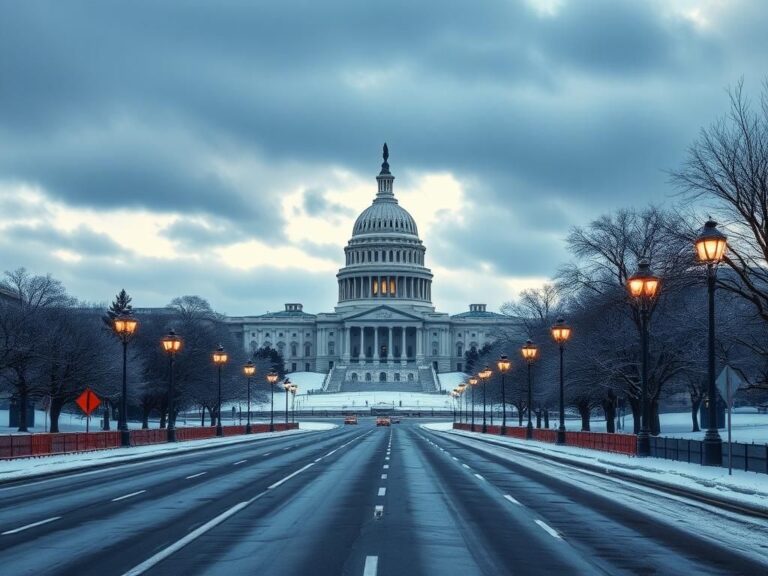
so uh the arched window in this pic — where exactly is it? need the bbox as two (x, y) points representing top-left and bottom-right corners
(394, 373), (401, 382)
(304, 343), (311, 357)
(365, 372), (372, 382)
(328, 342), (335, 355)
(457, 343), (463, 357)
(432, 342), (439, 356)
(291, 343), (298, 357)
(379, 372), (386, 382)
(407, 373), (414, 382)
(351, 373), (358, 382)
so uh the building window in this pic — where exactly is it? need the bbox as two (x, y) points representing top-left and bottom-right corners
(251, 332), (255, 337)
(457, 344), (463, 357)
(306, 332), (310, 337)
(329, 361), (334, 369)
(291, 343), (298, 357)
(379, 372), (386, 382)
(329, 331), (334, 336)
(457, 363), (463, 372)
(394, 373), (401, 382)
(433, 361), (438, 371)
(291, 362), (297, 372)
(304, 343), (311, 357)
(305, 363), (310, 372)
(365, 373), (372, 382)
(351, 372), (358, 382)
(407, 373), (414, 382)
(328, 342), (335, 355)
(471, 333), (475, 338)
(432, 342), (438, 356)
(279, 332), (284, 337)
(293, 333), (297, 337)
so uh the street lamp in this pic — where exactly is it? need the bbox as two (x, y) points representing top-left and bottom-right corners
(161, 329), (182, 442)
(695, 219), (728, 466)
(627, 258), (661, 457)
(283, 378), (292, 425)
(521, 340), (538, 440)
(290, 384), (298, 424)
(243, 360), (256, 434)
(458, 382), (467, 423)
(212, 345), (228, 437)
(551, 318), (571, 445)
(478, 366), (492, 433)
(468, 377), (479, 431)
(113, 313), (139, 447)
(266, 369), (279, 431)
(451, 390), (458, 423)
(496, 355), (511, 435)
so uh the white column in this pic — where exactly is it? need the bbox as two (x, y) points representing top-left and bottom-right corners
(388, 327), (393, 363)
(359, 326), (364, 360)
(344, 326), (350, 360)
(374, 327), (380, 361)
(401, 327), (407, 361)
(416, 327), (423, 357)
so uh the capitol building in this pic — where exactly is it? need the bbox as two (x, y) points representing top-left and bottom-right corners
(227, 146), (517, 392)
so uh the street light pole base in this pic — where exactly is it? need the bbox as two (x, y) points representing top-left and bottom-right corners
(526, 422), (533, 440)
(703, 430), (723, 466)
(245, 424), (252, 434)
(120, 429), (131, 447)
(636, 430), (650, 457)
(556, 427), (566, 445)
(168, 428), (177, 443)
(500, 425), (507, 436)
(216, 424), (223, 437)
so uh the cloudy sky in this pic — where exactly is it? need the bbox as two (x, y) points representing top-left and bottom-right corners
(1, 0), (766, 316)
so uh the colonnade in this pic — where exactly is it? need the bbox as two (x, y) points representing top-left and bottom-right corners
(342, 325), (424, 362)
(338, 276), (431, 301)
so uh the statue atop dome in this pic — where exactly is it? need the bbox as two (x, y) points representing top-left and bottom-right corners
(380, 142), (391, 175)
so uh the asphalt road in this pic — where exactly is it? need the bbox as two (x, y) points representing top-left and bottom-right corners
(0, 419), (766, 575)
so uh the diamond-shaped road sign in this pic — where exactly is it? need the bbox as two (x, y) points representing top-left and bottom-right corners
(75, 388), (101, 416)
(716, 366), (743, 407)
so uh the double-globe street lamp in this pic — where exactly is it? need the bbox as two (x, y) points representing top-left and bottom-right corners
(458, 382), (466, 423)
(468, 376), (479, 431)
(212, 345), (228, 437)
(478, 366), (492, 433)
(550, 318), (572, 445)
(113, 313), (139, 447)
(451, 390), (459, 422)
(290, 383), (298, 424)
(627, 258), (661, 457)
(161, 329), (182, 442)
(496, 355), (511, 434)
(521, 340), (538, 440)
(695, 219), (728, 466)
(266, 369), (279, 431)
(243, 360), (256, 434)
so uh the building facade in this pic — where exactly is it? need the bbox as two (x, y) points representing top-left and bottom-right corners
(227, 146), (517, 392)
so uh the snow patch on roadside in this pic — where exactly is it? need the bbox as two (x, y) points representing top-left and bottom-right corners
(0, 423), (336, 483)
(421, 423), (768, 511)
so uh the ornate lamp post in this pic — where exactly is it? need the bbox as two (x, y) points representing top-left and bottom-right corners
(695, 219), (728, 466)
(550, 318), (572, 445)
(113, 313), (139, 447)
(283, 378), (292, 425)
(478, 366), (492, 433)
(627, 258), (661, 457)
(468, 377), (479, 431)
(290, 384), (298, 424)
(212, 345), (228, 437)
(266, 369), (279, 431)
(161, 329), (182, 442)
(496, 355), (511, 434)
(458, 382), (467, 423)
(521, 340), (538, 440)
(451, 390), (458, 423)
(243, 360), (256, 434)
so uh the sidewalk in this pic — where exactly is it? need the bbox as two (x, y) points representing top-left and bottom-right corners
(0, 422), (336, 485)
(423, 422), (768, 515)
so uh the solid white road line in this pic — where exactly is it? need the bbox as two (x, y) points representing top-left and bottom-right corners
(504, 494), (522, 506)
(474, 474), (485, 481)
(124, 431), (372, 576)
(378, 487), (386, 496)
(535, 520), (562, 539)
(363, 555), (379, 576)
(233, 460), (247, 466)
(112, 490), (146, 502)
(186, 472), (206, 479)
(2, 516), (61, 536)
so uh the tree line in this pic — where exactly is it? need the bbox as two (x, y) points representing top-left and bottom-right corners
(0, 276), (285, 433)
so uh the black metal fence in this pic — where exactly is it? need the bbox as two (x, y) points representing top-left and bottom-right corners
(649, 436), (768, 475)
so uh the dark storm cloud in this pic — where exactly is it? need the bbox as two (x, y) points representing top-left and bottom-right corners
(1, 0), (767, 312)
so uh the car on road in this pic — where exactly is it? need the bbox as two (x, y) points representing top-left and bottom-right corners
(390, 416), (401, 424)
(344, 415), (358, 425)
(376, 417), (391, 427)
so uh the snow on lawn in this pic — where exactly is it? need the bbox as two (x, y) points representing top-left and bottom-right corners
(0, 422), (337, 482)
(282, 390), (453, 410)
(424, 422), (768, 511)
(437, 372), (467, 391)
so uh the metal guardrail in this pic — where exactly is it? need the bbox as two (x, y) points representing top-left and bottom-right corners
(649, 436), (768, 475)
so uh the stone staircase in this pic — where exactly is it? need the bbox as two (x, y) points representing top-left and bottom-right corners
(418, 365), (440, 393)
(323, 366), (347, 393)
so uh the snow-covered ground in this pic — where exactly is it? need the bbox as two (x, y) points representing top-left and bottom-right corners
(287, 391), (453, 410)
(0, 422), (337, 482)
(424, 422), (768, 512)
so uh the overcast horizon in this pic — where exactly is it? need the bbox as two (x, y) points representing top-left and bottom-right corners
(1, 0), (767, 316)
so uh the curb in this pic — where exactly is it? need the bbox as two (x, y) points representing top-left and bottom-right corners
(0, 428), (315, 488)
(440, 428), (768, 521)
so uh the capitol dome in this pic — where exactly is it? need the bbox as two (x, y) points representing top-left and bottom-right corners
(336, 144), (433, 308)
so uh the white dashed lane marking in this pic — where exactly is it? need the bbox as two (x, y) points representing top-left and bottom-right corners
(363, 555), (379, 576)
(233, 460), (247, 466)
(504, 495), (522, 506)
(535, 520), (562, 539)
(474, 474), (485, 481)
(186, 472), (206, 480)
(112, 490), (146, 502)
(378, 487), (386, 496)
(2, 516), (61, 536)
